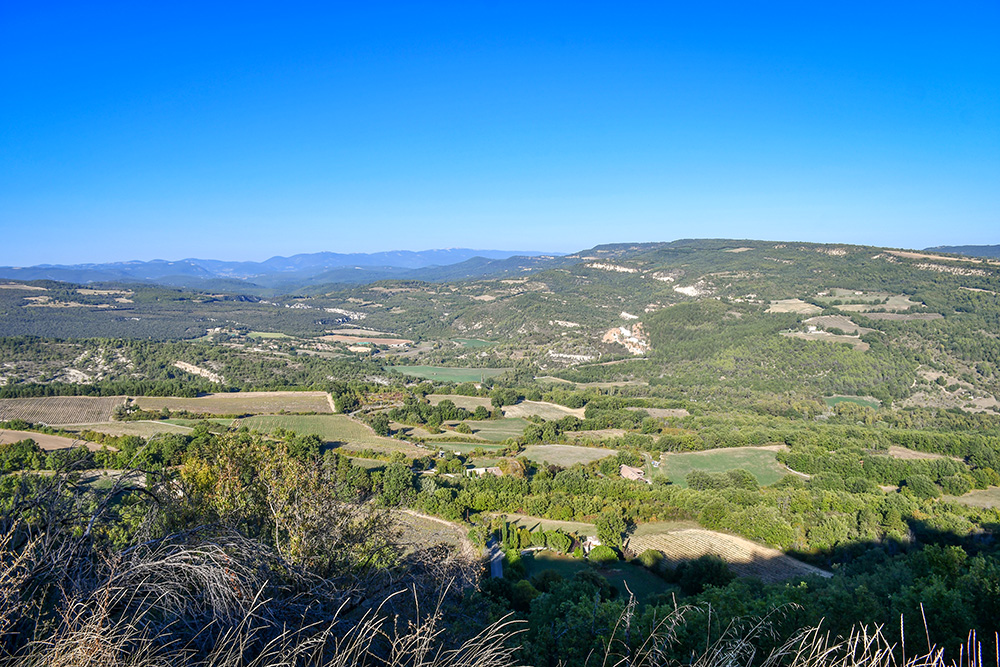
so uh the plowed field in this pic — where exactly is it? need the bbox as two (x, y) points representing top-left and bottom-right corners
(0, 396), (127, 425)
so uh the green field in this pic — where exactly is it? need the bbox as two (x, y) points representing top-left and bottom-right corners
(522, 444), (616, 467)
(241, 414), (424, 456)
(522, 551), (671, 605)
(248, 331), (292, 339)
(391, 366), (510, 383)
(453, 338), (494, 348)
(824, 395), (880, 409)
(506, 513), (596, 537)
(433, 442), (506, 455)
(467, 418), (528, 442)
(655, 447), (787, 487)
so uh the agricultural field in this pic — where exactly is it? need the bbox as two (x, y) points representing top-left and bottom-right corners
(563, 428), (627, 442)
(322, 334), (413, 346)
(823, 395), (880, 409)
(782, 330), (869, 350)
(802, 315), (875, 335)
(0, 396), (127, 425)
(60, 421), (195, 437)
(822, 292), (921, 312)
(391, 366), (510, 383)
(504, 513), (597, 537)
(452, 338), (493, 348)
(433, 442), (506, 456)
(625, 526), (830, 584)
(133, 391), (334, 415)
(766, 299), (822, 315)
(247, 331), (292, 339)
(502, 401), (585, 420)
(654, 446), (788, 487)
(466, 418), (528, 442)
(428, 394), (493, 410)
(241, 414), (425, 456)
(863, 312), (943, 321)
(0, 429), (102, 452)
(522, 444), (616, 467)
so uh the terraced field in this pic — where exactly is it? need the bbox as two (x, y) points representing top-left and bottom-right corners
(134, 391), (333, 415)
(0, 396), (127, 425)
(626, 526), (830, 583)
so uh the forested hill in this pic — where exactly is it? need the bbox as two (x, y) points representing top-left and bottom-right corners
(0, 248), (558, 290)
(926, 244), (1000, 258)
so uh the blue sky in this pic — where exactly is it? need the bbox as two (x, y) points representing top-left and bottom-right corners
(1, 2), (998, 265)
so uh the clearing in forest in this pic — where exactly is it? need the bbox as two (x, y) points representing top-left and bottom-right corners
(766, 299), (822, 315)
(655, 447), (788, 487)
(522, 444), (616, 467)
(781, 331), (869, 350)
(946, 487), (1000, 509)
(802, 315), (875, 335)
(823, 396), (880, 409)
(392, 366), (510, 383)
(887, 446), (960, 462)
(428, 394), (493, 410)
(502, 401), (586, 420)
(626, 525), (830, 583)
(453, 338), (493, 348)
(134, 391), (333, 415)
(0, 396), (127, 425)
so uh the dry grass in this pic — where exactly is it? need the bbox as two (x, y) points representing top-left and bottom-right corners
(501, 401), (586, 420)
(134, 392), (334, 415)
(625, 527), (830, 584)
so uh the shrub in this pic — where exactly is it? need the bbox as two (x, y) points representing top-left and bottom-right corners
(589, 545), (619, 564)
(939, 474), (973, 496)
(638, 549), (663, 569)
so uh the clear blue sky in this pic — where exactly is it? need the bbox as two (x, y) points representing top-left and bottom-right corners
(2, 2), (998, 265)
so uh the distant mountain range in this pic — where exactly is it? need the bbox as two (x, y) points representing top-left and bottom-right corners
(924, 244), (1000, 258)
(0, 249), (561, 290)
